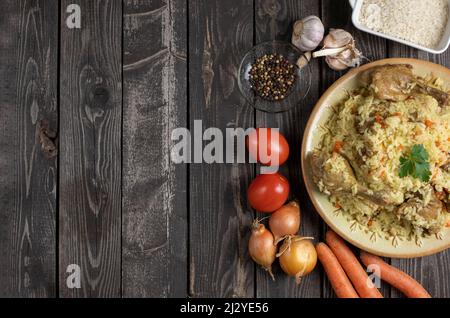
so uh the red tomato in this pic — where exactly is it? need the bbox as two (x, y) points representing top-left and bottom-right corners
(247, 173), (290, 213)
(246, 128), (289, 166)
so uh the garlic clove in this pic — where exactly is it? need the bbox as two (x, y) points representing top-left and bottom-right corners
(296, 51), (312, 69)
(325, 56), (349, 71)
(323, 28), (354, 48)
(312, 47), (347, 58)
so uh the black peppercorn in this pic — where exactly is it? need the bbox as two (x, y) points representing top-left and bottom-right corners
(249, 54), (297, 101)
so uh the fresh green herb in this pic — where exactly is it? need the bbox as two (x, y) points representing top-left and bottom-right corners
(399, 144), (431, 182)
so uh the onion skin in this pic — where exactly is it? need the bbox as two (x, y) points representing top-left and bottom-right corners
(248, 221), (276, 280)
(269, 201), (301, 242)
(278, 236), (317, 284)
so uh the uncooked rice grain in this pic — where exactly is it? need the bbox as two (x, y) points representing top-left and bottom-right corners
(359, 0), (449, 49)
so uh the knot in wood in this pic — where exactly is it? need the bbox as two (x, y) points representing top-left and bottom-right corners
(262, 0), (281, 17)
(89, 86), (109, 107)
(39, 120), (58, 158)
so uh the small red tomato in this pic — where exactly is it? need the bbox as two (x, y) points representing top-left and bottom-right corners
(246, 128), (289, 166)
(247, 173), (290, 213)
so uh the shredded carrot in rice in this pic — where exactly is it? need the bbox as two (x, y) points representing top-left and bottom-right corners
(316, 74), (450, 241)
(333, 141), (344, 153)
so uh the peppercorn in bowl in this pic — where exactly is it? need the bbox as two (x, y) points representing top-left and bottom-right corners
(238, 41), (311, 113)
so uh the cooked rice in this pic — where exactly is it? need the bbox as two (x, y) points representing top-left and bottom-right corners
(317, 75), (450, 242)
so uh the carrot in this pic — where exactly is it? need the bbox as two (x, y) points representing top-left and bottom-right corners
(325, 231), (383, 298)
(316, 243), (359, 298)
(425, 119), (434, 128)
(375, 114), (386, 128)
(333, 140), (343, 153)
(375, 114), (383, 124)
(360, 251), (431, 298)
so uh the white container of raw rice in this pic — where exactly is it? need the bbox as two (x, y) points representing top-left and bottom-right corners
(349, 0), (450, 54)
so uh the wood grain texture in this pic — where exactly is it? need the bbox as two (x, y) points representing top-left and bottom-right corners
(122, 0), (188, 297)
(320, 0), (391, 298)
(0, 0), (58, 298)
(188, 0), (255, 297)
(387, 45), (450, 298)
(254, 0), (322, 298)
(59, 0), (122, 297)
(0, 0), (448, 299)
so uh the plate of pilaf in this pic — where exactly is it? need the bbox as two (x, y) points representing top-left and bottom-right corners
(302, 58), (450, 258)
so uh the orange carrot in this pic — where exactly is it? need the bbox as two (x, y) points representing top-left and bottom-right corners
(425, 119), (434, 128)
(360, 251), (431, 298)
(325, 231), (383, 298)
(333, 141), (344, 153)
(375, 114), (383, 124)
(375, 114), (386, 128)
(316, 243), (359, 298)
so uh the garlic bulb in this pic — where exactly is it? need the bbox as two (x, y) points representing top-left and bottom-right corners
(292, 16), (324, 51)
(313, 29), (362, 71)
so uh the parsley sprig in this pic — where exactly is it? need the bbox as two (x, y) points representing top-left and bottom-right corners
(399, 144), (431, 182)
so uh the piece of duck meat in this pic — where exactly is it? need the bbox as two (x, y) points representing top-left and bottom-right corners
(309, 150), (395, 206)
(397, 189), (445, 234)
(363, 64), (449, 106)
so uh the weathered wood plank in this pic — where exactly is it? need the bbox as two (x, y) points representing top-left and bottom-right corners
(0, 0), (58, 298)
(59, 0), (122, 297)
(387, 45), (450, 298)
(188, 0), (255, 297)
(122, 0), (188, 297)
(254, 0), (322, 298)
(320, 0), (390, 298)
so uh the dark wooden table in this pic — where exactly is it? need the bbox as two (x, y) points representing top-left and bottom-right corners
(0, 0), (449, 298)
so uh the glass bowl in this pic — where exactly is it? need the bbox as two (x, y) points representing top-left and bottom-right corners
(238, 41), (312, 113)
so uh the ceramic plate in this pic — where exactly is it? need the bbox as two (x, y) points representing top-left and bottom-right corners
(301, 58), (450, 258)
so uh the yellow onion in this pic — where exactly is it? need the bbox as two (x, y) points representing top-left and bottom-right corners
(277, 236), (317, 284)
(269, 201), (301, 242)
(248, 219), (276, 280)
